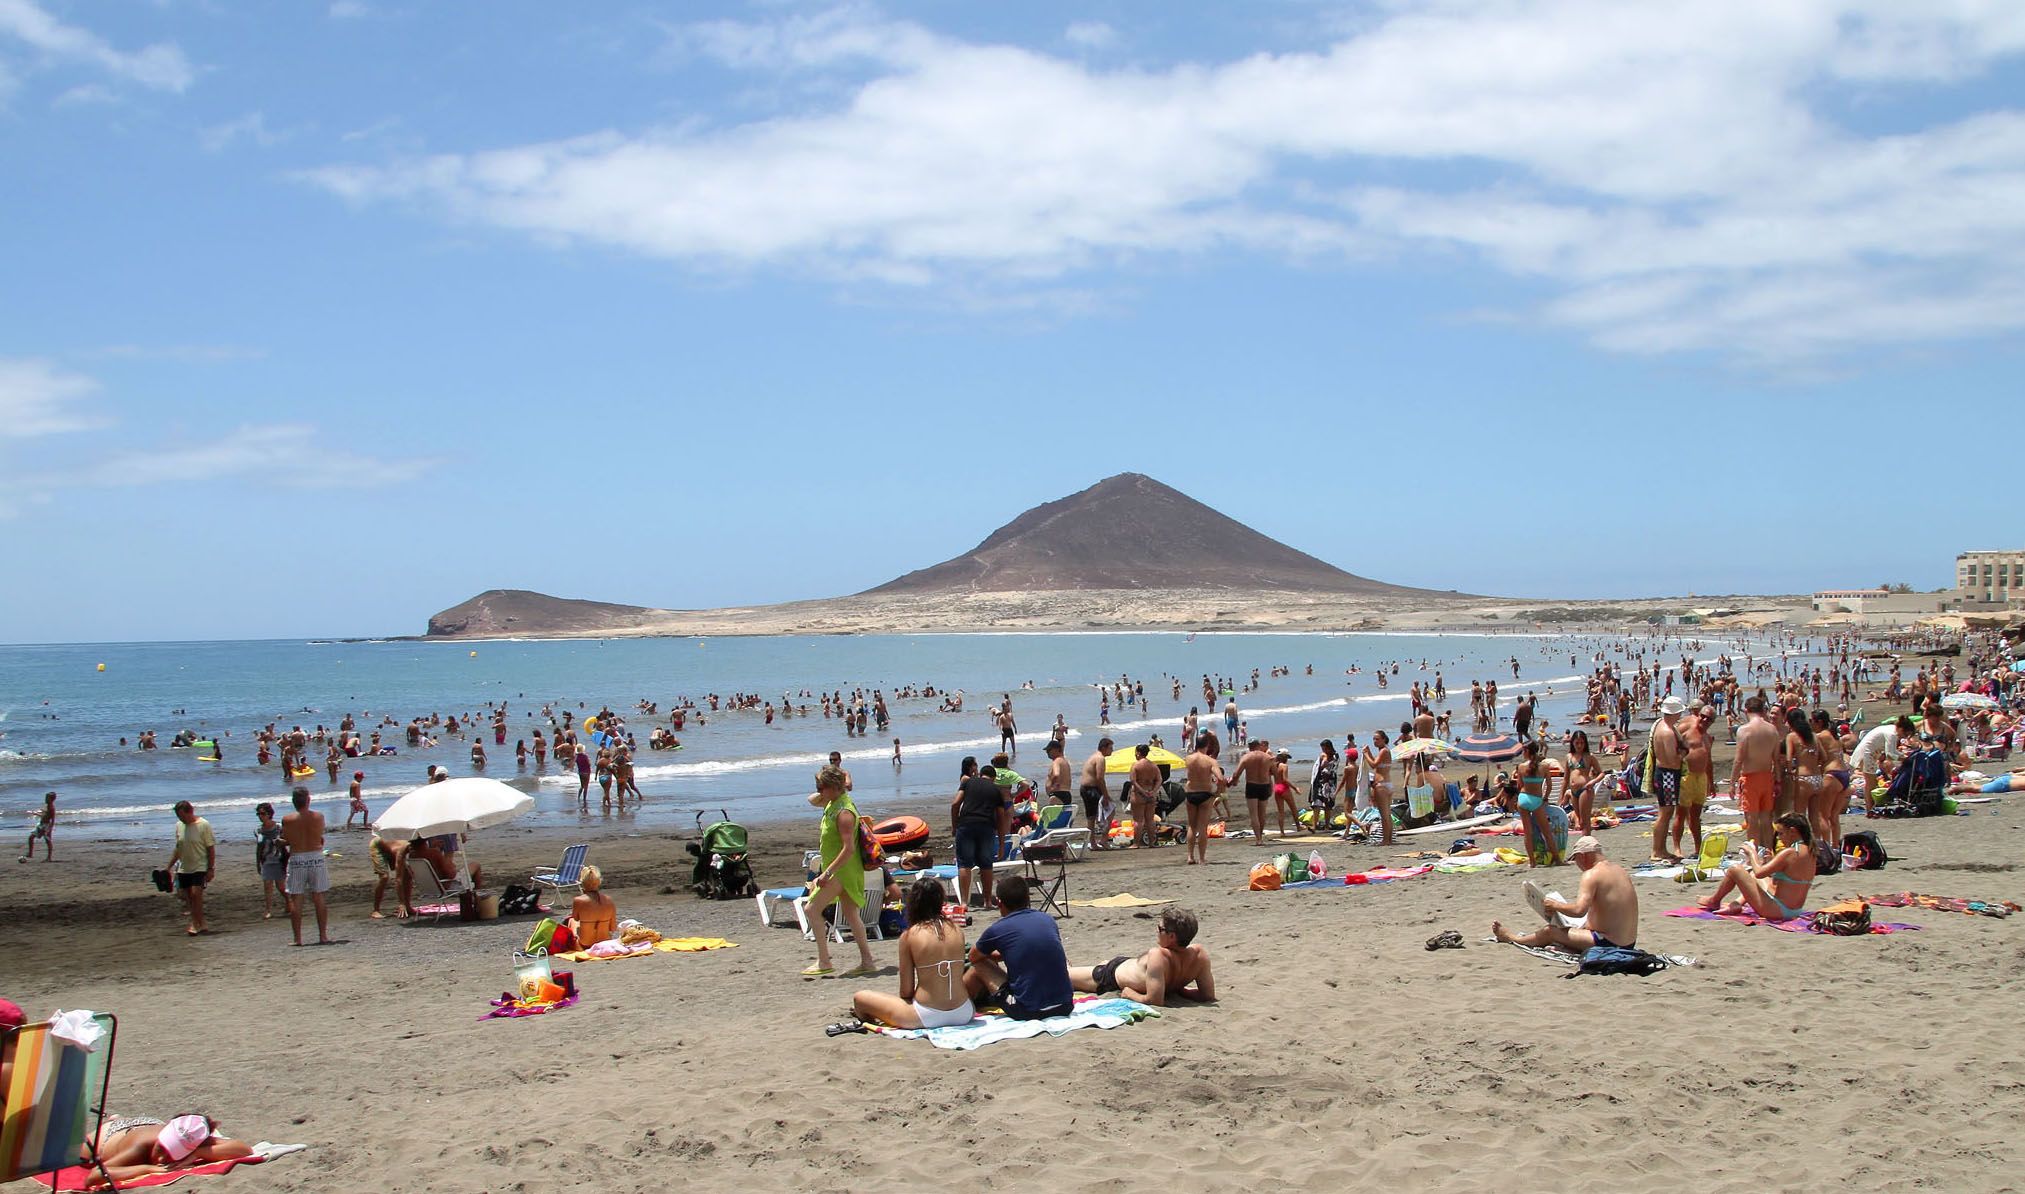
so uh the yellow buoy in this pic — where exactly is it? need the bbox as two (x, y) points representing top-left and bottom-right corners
(469, 650), (477, 657)
(96, 662), (106, 672)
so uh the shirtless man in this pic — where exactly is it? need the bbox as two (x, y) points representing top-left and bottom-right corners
(1069, 907), (1217, 1007)
(996, 705), (1018, 754)
(1647, 697), (1688, 863)
(346, 771), (368, 829)
(1043, 740), (1073, 815)
(280, 786), (331, 946)
(1231, 740), (1275, 844)
(1413, 707), (1436, 740)
(1181, 733), (1228, 865)
(1128, 744), (1164, 849)
(1079, 738), (1114, 848)
(1491, 836), (1639, 951)
(1670, 704), (1716, 861)
(1733, 695), (1781, 850)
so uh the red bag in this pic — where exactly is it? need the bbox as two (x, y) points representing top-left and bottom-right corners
(549, 923), (577, 953)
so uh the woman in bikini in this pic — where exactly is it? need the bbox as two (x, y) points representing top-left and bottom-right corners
(1563, 730), (1603, 835)
(1809, 710), (1851, 852)
(1512, 740), (1554, 867)
(1784, 708), (1827, 834)
(1696, 812), (1818, 920)
(567, 865), (617, 947)
(850, 877), (973, 1029)
(1366, 730), (1395, 846)
(87, 1113), (252, 1186)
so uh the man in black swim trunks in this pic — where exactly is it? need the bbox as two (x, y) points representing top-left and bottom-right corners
(1231, 739), (1274, 845)
(1078, 738), (1113, 850)
(1180, 733), (1228, 865)
(1070, 907), (1216, 1007)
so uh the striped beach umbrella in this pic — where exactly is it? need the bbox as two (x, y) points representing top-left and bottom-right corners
(1451, 733), (1525, 763)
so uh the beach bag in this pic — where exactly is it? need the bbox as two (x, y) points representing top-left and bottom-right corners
(1619, 752), (1647, 801)
(1248, 861), (1283, 891)
(1274, 852), (1305, 883)
(512, 950), (553, 1001)
(1572, 945), (1669, 977)
(498, 883), (541, 916)
(1813, 842), (1842, 876)
(151, 868), (174, 893)
(1843, 831), (1888, 870)
(525, 917), (562, 954)
(1811, 899), (1873, 936)
(856, 816), (885, 870)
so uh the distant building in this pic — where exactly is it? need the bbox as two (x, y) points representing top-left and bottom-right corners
(1811, 588), (1889, 612)
(1956, 550), (2025, 609)
(1812, 588), (1941, 625)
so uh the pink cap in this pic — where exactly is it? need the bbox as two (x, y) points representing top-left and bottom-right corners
(158, 1115), (210, 1162)
(0, 998), (24, 1029)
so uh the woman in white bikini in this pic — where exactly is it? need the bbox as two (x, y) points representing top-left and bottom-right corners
(850, 877), (974, 1030)
(87, 1113), (252, 1186)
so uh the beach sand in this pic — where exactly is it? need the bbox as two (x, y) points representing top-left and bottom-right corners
(5, 720), (2021, 1192)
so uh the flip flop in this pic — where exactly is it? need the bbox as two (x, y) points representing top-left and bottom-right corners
(839, 965), (879, 979)
(801, 965), (834, 979)
(824, 1020), (867, 1037)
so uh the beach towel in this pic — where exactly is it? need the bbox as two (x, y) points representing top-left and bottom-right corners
(1630, 861), (1692, 881)
(1432, 851), (1521, 874)
(1067, 893), (1170, 908)
(481, 990), (581, 1019)
(1662, 907), (1919, 935)
(1502, 940), (1697, 969)
(34, 1144), (304, 1188)
(1861, 893), (2020, 918)
(556, 937), (738, 961)
(867, 997), (1158, 1050)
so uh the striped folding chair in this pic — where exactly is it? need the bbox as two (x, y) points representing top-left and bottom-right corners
(1, 1014), (118, 1191)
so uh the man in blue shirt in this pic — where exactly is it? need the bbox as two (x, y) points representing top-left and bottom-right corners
(963, 875), (1072, 1020)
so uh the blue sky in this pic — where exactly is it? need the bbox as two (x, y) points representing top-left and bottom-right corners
(3, 1), (2022, 642)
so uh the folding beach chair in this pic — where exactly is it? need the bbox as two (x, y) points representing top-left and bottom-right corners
(1, 1014), (118, 1192)
(404, 857), (470, 923)
(1685, 831), (1730, 881)
(531, 843), (589, 909)
(794, 867), (887, 943)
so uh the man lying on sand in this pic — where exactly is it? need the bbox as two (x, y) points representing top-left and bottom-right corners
(1068, 907), (1216, 1007)
(1491, 835), (1638, 950)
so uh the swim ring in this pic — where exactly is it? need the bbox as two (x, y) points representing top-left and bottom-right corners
(869, 816), (929, 850)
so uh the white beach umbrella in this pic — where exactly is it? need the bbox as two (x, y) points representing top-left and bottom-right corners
(373, 777), (534, 838)
(1938, 691), (1998, 711)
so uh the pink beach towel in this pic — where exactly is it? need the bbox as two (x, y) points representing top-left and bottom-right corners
(480, 990), (581, 1019)
(35, 1156), (262, 1188)
(1662, 907), (1918, 935)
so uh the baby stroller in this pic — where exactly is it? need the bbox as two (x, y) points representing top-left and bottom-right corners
(687, 809), (758, 899)
(1872, 749), (1948, 819)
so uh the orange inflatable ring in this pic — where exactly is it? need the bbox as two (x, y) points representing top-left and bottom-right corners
(869, 816), (929, 849)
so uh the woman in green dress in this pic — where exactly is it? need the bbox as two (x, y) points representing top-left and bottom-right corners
(804, 765), (879, 978)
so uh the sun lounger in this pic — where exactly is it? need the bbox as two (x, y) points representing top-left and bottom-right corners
(0, 1014), (118, 1192)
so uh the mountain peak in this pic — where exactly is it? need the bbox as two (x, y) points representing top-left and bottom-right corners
(863, 474), (1421, 596)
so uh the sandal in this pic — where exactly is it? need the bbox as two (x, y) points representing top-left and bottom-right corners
(801, 964), (834, 979)
(823, 1020), (868, 1036)
(1425, 929), (1465, 951)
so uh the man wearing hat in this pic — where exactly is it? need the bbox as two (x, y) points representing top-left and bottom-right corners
(1648, 696), (1689, 864)
(1492, 835), (1640, 952)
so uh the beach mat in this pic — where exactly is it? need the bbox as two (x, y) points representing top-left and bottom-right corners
(556, 937), (738, 961)
(867, 997), (1157, 1050)
(1501, 940), (1697, 968)
(1861, 893), (2020, 918)
(1067, 893), (1170, 908)
(1663, 907), (1919, 935)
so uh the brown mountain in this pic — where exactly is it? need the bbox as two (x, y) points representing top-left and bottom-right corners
(425, 589), (656, 638)
(864, 472), (1419, 595)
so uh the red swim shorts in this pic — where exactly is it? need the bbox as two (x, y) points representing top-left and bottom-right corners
(1737, 770), (1775, 814)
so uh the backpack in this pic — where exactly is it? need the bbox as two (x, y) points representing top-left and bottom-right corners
(1843, 830), (1888, 870)
(1572, 945), (1669, 976)
(1811, 898), (1873, 936)
(1247, 861), (1283, 891)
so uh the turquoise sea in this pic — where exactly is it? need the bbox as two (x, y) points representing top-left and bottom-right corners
(0, 630), (1787, 842)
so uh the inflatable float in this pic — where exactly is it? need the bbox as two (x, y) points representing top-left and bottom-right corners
(289, 766), (315, 779)
(869, 816), (929, 850)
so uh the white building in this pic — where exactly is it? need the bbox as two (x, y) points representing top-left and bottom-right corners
(1957, 550), (2025, 608)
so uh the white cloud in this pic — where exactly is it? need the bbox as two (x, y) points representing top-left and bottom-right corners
(0, 0), (195, 92)
(52, 425), (437, 489)
(328, 1), (371, 19)
(304, 1), (2025, 361)
(0, 357), (433, 516)
(199, 110), (287, 153)
(0, 357), (108, 438)
(1063, 21), (1116, 50)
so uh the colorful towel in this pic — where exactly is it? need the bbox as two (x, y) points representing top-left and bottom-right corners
(1282, 865), (1433, 890)
(1067, 893), (1171, 908)
(867, 996), (1158, 1050)
(1861, 893), (2020, 918)
(1432, 852), (1518, 874)
(1663, 907), (1919, 935)
(557, 937), (738, 961)
(481, 990), (581, 1019)
(36, 1157), (261, 1188)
